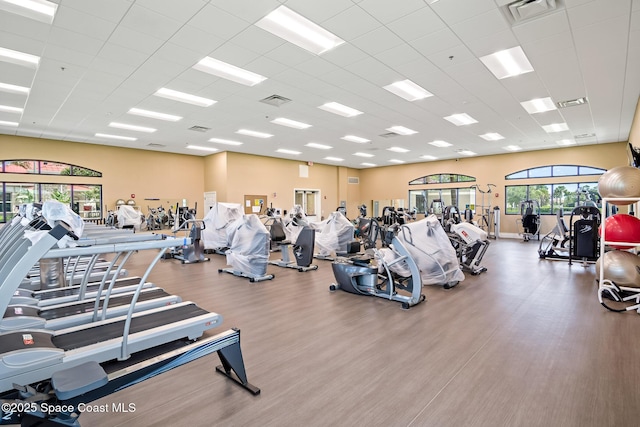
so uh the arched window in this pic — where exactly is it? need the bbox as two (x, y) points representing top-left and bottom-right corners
(505, 165), (605, 180)
(409, 173), (476, 185)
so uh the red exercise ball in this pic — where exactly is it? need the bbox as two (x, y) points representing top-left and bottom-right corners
(601, 214), (640, 249)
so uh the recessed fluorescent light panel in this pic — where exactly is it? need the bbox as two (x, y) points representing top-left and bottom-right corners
(556, 139), (576, 146)
(154, 88), (216, 107)
(429, 140), (452, 148)
(341, 135), (370, 143)
(542, 123), (569, 133)
(420, 155), (438, 160)
(0, 47), (40, 68)
(383, 79), (433, 101)
(520, 97), (557, 114)
(0, 0), (57, 24)
(209, 138), (243, 146)
(271, 117), (311, 129)
(444, 113), (478, 126)
(95, 133), (137, 141)
(503, 145), (522, 151)
(236, 129), (273, 139)
(0, 82), (29, 94)
(127, 108), (182, 122)
(0, 120), (19, 127)
(324, 157), (344, 162)
(276, 148), (301, 155)
(479, 133), (504, 141)
(108, 122), (156, 133)
(389, 159), (405, 164)
(387, 147), (410, 153)
(480, 46), (534, 79)
(457, 150), (477, 156)
(0, 105), (23, 114)
(187, 145), (218, 152)
(306, 142), (332, 150)
(318, 102), (363, 118)
(193, 57), (267, 86)
(361, 162), (377, 167)
(386, 126), (417, 135)
(256, 5), (345, 55)
(353, 152), (374, 158)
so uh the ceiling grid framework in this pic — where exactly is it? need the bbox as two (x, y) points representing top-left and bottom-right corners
(0, 0), (637, 168)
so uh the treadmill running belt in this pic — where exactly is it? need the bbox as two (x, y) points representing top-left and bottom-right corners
(39, 288), (171, 321)
(35, 277), (142, 300)
(52, 304), (209, 351)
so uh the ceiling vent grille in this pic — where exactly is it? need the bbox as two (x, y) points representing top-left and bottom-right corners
(574, 133), (596, 140)
(147, 143), (166, 148)
(557, 97), (588, 109)
(379, 132), (399, 138)
(188, 125), (211, 132)
(260, 94), (292, 107)
(503, 0), (559, 24)
(348, 177), (359, 184)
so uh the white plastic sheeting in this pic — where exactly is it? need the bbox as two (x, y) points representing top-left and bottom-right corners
(117, 205), (142, 230)
(202, 202), (242, 250)
(284, 204), (309, 244)
(25, 200), (84, 248)
(312, 211), (355, 257)
(225, 214), (270, 277)
(394, 215), (465, 286)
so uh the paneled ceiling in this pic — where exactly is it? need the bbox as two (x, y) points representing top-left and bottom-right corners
(0, 0), (638, 168)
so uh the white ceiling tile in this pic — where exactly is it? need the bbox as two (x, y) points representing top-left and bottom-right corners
(108, 27), (166, 55)
(429, 0), (497, 26)
(321, 44), (369, 67)
(374, 44), (426, 67)
(0, 30), (46, 57)
(345, 56), (396, 85)
(451, 9), (510, 43)
(358, 0), (426, 24)
(0, 62), (36, 86)
(410, 28), (461, 58)
(169, 25), (225, 56)
(512, 10), (571, 43)
(426, 45), (476, 70)
(265, 43), (315, 67)
(294, 57), (340, 77)
(210, 0), (281, 23)
(135, 0), (208, 23)
(119, 4), (185, 40)
(351, 26), (404, 56)
(57, 0), (133, 23)
(386, 6), (447, 41)
(152, 43), (202, 68)
(230, 26), (286, 56)
(188, 4), (251, 39)
(285, 0), (354, 23)
(0, 12), (52, 42)
(568, 0), (632, 28)
(89, 57), (138, 78)
(244, 56), (290, 78)
(323, 6), (382, 40)
(47, 27), (105, 56)
(53, 6), (119, 41)
(464, 29), (520, 57)
(98, 43), (149, 69)
(42, 44), (96, 68)
(209, 42), (263, 68)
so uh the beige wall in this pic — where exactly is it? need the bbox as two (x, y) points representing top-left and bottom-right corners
(0, 135), (630, 235)
(0, 135), (205, 216)
(359, 142), (628, 235)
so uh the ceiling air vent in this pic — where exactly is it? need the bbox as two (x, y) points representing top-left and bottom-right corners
(557, 97), (588, 109)
(379, 132), (399, 138)
(504, 0), (559, 24)
(260, 94), (292, 107)
(188, 125), (210, 132)
(348, 177), (359, 184)
(574, 133), (596, 140)
(147, 143), (166, 148)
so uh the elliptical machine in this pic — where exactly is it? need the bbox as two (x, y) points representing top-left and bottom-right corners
(166, 202), (209, 264)
(329, 235), (426, 309)
(265, 207), (318, 272)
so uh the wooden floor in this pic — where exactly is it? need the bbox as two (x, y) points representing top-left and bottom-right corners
(79, 238), (640, 427)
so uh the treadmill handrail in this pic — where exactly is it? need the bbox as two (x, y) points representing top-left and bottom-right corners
(40, 237), (190, 258)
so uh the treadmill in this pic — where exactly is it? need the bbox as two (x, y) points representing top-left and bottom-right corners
(0, 224), (220, 393)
